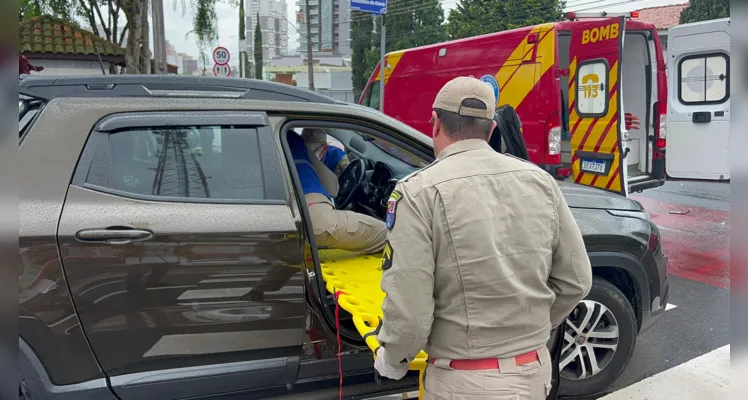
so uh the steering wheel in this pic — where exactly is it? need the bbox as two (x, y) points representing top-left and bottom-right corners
(335, 158), (367, 210)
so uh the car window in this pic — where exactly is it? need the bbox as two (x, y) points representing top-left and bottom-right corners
(86, 125), (268, 201)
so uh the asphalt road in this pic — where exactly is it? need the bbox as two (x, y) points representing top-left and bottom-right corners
(565, 180), (731, 399)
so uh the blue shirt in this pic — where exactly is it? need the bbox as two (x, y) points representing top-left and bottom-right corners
(288, 132), (332, 200)
(322, 146), (346, 173)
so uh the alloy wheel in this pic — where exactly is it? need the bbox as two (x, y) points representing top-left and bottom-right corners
(560, 300), (620, 380)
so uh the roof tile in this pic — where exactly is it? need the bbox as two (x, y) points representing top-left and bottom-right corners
(636, 3), (689, 30)
(19, 14), (126, 57)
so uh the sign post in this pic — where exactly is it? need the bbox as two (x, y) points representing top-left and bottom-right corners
(212, 46), (231, 77)
(350, 0), (387, 111)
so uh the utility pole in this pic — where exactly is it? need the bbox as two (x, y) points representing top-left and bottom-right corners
(379, 15), (385, 111)
(152, 0), (167, 74)
(304, 0), (315, 90)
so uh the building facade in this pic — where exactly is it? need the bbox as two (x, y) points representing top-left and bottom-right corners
(246, 0), (290, 63)
(297, 0), (351, 57)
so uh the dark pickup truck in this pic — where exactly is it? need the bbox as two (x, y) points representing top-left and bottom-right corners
(18, 75), (668, 400)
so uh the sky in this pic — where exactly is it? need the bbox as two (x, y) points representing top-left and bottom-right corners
(161, 0), (689, 70)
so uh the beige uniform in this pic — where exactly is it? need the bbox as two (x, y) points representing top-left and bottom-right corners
(298, 129), (387, 254)
(377, 139), (592, 398)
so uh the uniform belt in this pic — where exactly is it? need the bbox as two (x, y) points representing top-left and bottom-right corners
(428, 350), (539, 370)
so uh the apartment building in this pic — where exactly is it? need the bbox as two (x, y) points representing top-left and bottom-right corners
(246, 0), (290, 62)
(297, 0), (351, 57)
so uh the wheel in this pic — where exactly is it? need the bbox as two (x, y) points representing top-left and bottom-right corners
(558, 277), (637, 397)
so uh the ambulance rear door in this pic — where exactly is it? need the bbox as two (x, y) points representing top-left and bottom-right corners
(567, 16), (628, 196)
(666, 18), (730, 180)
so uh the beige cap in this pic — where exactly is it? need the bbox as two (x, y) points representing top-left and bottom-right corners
(432, 76), (496, 119)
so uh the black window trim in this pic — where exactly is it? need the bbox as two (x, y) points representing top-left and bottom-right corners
(677, 51), (730, 106)
(72, 111), (287, 205)
(575, 58), (611, 118)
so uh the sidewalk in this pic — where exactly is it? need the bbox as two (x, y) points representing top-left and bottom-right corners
(599, 344), (730, 400)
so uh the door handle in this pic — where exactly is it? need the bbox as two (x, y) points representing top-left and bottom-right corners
(76, 228), (154, 244)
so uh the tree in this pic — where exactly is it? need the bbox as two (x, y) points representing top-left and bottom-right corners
(118, 0), (150, 74)
(19, 0), (74, 21)
(254, 12), (262, 79)
(350, 0), (447, 98)
(351, 11), (374, 98)
(447, 0), (564, 39)
(680, 0), (729, 24)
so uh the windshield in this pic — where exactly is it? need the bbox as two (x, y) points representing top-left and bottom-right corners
(367, 136), (430, 168)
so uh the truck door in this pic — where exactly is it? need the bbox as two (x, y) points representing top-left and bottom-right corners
(568, 17), (627, 195)
(666, 18), (730, 180)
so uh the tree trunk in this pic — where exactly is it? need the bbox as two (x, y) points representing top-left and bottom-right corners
(139, 0), (151, 74)
(121, 0), (143, 74)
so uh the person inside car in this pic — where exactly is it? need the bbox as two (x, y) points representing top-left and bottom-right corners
(301, 128), (350, 177)
(289, 130), (386, 254)
(240, 131), (386, 302)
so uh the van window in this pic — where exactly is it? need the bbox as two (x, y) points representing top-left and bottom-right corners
(678, 53), (729, 104)
(576, 60), (609, 117)
(365, 81), (381, 110)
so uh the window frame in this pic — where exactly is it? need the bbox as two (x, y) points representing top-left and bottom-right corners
(677, 52), (730, 106)
(72, 111), (287, 205)
(575, 58), (611, 118)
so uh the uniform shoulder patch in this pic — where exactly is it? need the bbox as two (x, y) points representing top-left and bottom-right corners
(385, 190), (402, 230)
(381, 240), (393, 270)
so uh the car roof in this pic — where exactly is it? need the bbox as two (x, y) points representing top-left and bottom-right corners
(18, 74), (342, 104)
(20, 79), (434, 149)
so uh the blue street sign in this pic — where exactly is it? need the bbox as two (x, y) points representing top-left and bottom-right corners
(350, 0), (387, 15)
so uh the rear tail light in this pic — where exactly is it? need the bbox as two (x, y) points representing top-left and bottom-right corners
(653, 102), (667, 154)
(648, 232), (660, 251)
(546, 112), (562, 165)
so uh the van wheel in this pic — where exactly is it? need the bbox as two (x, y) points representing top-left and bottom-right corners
(558, 277), (637, 396)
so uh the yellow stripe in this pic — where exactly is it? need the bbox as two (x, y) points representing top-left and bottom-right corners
(496, 24), (556, 110)
(376, 50), (406, 85)
(579, 62), (619, 187)
(568, 57), (578, 127)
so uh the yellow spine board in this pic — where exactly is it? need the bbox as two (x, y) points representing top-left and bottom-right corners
(319, 249), (429, 398)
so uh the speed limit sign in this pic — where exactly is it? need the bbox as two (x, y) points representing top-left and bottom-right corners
(213, 64), (231, 77)
(212, 47), (230, 65)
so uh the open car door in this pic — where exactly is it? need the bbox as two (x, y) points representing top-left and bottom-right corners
(567, 17), (627, 196)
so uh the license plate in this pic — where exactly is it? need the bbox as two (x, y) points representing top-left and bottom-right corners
(581, 159), (607, 174)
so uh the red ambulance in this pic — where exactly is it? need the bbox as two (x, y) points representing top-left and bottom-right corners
(359, 12), (668, 196)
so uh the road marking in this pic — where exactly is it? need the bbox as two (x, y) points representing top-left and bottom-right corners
(666, 303), (678, 311)
(599, 345), (730, 399)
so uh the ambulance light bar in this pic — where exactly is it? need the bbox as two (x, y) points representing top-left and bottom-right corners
(564, 11), (639, 20)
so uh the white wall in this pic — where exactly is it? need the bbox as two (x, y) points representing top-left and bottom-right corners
(27, 59), (115, 75)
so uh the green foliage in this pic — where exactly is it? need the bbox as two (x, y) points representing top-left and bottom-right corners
(447, 0), (564, 39)
(680, 0), (730, 24)
(19, 0), (75, 21)
(351, 11), (374, 98)
(254, 12), (262, 79)
(350, 0), (447, 99)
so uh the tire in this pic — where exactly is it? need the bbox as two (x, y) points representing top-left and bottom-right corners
(558, 277), (637, 397)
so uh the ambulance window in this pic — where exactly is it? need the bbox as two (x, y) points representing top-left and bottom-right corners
(575, 60), (609, 117)
(366, 81), (381, 110)
(678, 53), (729, 105)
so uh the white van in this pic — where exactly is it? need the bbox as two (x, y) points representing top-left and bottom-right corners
(666, 18), (730, 180)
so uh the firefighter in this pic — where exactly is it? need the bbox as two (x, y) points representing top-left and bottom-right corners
(374, 77), (592, 400)
(289, 130), (386, 254)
